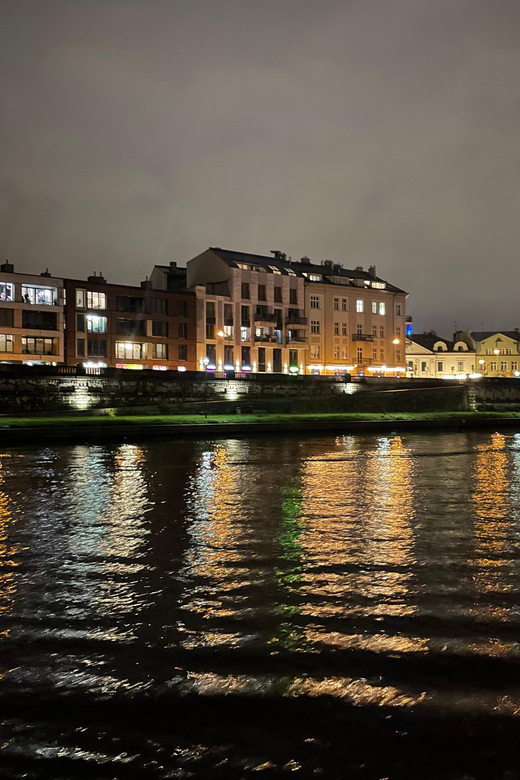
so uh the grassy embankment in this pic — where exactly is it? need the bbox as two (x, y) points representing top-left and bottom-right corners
(1, 411), (520, 428)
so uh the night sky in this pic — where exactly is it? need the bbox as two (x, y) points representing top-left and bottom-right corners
(1, 0), (519, 333)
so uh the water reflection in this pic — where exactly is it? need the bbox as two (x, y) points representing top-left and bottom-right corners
(0, 452), (18, 637)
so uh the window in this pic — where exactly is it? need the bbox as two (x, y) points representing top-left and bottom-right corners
(512, 361), (518, 371)
(241, 305), (250, 325)
(333, 297), (339, 310)
(379, 302), (386, 315)
(380, 326), (385, 339)
(371, 302), (377, 314)
(150, 297), (167, 315)
(334, 322), (339, 335)
(206, 301), (216, 322)
(258, 284), (267, 301)
(356, 324), (362, 334)
(206, 344), (216, 364)
(224, 345), (234, 366)
(88, 339), (107, 357)
(311, 320), (320, 334)
(289, 288), (297, 305)
(289, 349), (298, 368)
(178, 344), (187, 361)
(309, 274), (321, 282)
(117, 319), (146, 336)
(373, 348), (377, 360)
(334, 346), (340, 359)
(152, 321), (168, 337)
(396, 351), (401, 362)
(357, 347), (363, 361)
(178, 322), (187, 339)
(77, 338), (85, 357)
(274, 286), (282, 303)
(21, 285), (57, 306)
(310, 344), (320, 359)
(153, 343), (168, 360)
(0, 282), (14, 302)
(224, 304), (233, 324)
(506, 348), (512, 355)
(206, 322), (215, 340)
(341, 299), (347, 311)
(241, 282), (250, 299)
(310, 295), (320, 309)
(223, 324), (233, 339)
(372, 325), (377, 337)
(356, 299), (363, 313)
(178, 300), (188, 317)
(0, 309), (13, 327)
(396, 327), (401, 337)
(380, 351), (384, 362)
(22, 310), (57, 330)
(341, 347), (347, 360)
(0, 334), (13, 352)
(240, 326), (250, 342)
(87, 291), (107, 310)
(76, 314), (85, 332)
(485, 348), (491, 355)
(115, 342), (147, 360)
(396, 303), (402, 316)
(437, 361), (444, 372)
(421, 361), (427, 372)
(76, 289), (85, 308)
(22, 337), (54, 355)
(490, 361), (497, 371)
(241, 346), (251, 366)
(501, 361), (507, 371)
(87, 315), (107, 333)
(458, 361), (464, 371)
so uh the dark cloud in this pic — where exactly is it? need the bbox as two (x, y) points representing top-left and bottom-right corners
(1, 0), (519, 332)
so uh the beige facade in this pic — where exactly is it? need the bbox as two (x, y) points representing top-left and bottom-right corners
(454, 330), (520, 377)
(300, 260), (407, 375)
(187, 249), (307, 373)
(406, 336), (476, 377)
(0, 262), (65, 364)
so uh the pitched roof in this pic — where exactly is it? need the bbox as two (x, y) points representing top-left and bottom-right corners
(410, 333), (475, 352)
(470, 331), (520, 342)
(209, 248), (406, 292)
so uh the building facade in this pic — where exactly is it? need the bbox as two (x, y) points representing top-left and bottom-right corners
(64, 275), (196, 371)
(454, 330), (520, 377)
(185, 248), (308, 373)
(406, 334), (476, 377)
(0, 261), (65, 365)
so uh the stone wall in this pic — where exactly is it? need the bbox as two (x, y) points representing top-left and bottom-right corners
(0, 366), (472, 415)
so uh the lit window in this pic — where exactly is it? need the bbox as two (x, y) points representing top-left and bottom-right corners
(0, 334), (13, 352)
(379, 302), (385, 315)
(86, 315), (107, 333)
(356, 299), (363, 313)
(22, 336), (54, 355)
(87, 291), (106, 309)
(115, 342), (147, 360)
(371, 302), (377, 314)
(334, 346), (339, 359)
(0, 282), (14, 302)
(153, 343), (168, 360)
(76, 289), (85, 308)
(310, 295), (320, 309)
(309, 274), (321, 282)
(458, 361), (464, 371)
(22, 285), (57, 306)
(341, 347), (347, 360)
(310, 344), (320, 358)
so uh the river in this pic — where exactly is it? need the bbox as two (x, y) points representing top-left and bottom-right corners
(1, 430), (520, 778)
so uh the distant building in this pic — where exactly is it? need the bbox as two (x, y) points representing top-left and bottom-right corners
(454, 330), (520, 377)
(0, 261), (65, 365)
(64, 274), (196, 371)
(406, 333), (475, 377)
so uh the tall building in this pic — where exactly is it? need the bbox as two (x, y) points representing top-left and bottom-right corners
(186, 248), (308, 373)
(0, 261), (65, 365)
(64, 274), (196, 371)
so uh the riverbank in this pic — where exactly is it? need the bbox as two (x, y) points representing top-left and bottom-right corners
(2, 411), (520, 444)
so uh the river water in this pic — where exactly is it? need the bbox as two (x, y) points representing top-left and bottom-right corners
(1, 430), (520, 778)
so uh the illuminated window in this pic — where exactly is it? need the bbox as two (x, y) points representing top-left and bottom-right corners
(22, 337), (54, 355)
(356, 299), (363, 313)
(86, 315), (107, 333)
(310, 344), (320, 358)
(379, 302), (385, 315)
(371, 302), (377, 314)
(153, 343), (168, 359)
(309, 274), (321, 282)
(22, 285), (57, 306)
(0, 282), (14, 302)
(76, 289), (85, 308)
(87, 291), (106, 309)
(334, 346), (340, 359)
(0, 334), (13, 352)
(115, 342), (147, 360)
(341, 347), (347, 360)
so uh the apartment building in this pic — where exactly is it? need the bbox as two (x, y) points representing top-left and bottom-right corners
(297, 257), (407, 375)
(0, 261), (65, 364)
(64, 274), (196, 370)
(454, 330), (520, 377)
(185, 248), (308, 373)
(406, 334), (476, 377)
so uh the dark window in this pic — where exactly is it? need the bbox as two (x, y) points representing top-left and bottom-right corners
(289, 288), (298, 304)
(178, 344), (187, 361)
(241, 305), (250, 325)
(88, 339), (107, 357)
(258, 285), (266, 301)
(206, 302), (216, 322)
(178, 322), (187, 339)
(152, 320), (168, 337)
(150, 297), (167, 315)
(274, 309), (283, 327)
(224, 345), (233, 365)
(77, 338), (85, 357)
(258, 346), (266, 372)
(206, 322), (215, 339)
(241, 282), (250, 299)
(224, 303), (233, 325)
(274, 286), (282, 303)
(117, 296), (145, 313)
(76, 314), (85, 332)
(0, 309), (14, 327)
(22, 310), (57, 330)
(241, 346), (251, 366)
(289, 349), (298, 367)
(116, 318), (146, 336)
(178, 300), (188, 317)
(206, 344), (216, 364)
(273, 348), (282, 373)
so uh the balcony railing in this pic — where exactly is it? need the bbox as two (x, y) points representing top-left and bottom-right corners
(352, 333), (375, 342)
(254, 334), (278, 343)
(254, 311), (278, 324)
(286, 315), (308, 326)
(286, 336), (307, 343)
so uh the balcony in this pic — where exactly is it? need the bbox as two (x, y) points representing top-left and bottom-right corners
(286, 314), (308, 326)
(286, 336), (307, 343)
(254, 334), (277, 343)
(254, 309), (278, 325)
(352, 333), (375, 342)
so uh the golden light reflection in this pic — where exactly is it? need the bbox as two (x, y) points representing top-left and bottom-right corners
(0, 453), (18, 636)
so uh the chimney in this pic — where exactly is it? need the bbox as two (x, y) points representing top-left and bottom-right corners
(87, 271), (107, 284)
(368, 265), (376, 278)
(40, 268), (51, 277)
(141, 279), (152, 290)
(300, 256), (311, 264)
(1, 260), (14, 273)
(355, 265), (363, 272)
(270, 250), (287, 262)
(169, 261), (177, 268)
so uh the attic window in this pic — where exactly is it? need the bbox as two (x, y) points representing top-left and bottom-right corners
(309, 274), (321, 281)
(371, 282), (386, 289)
